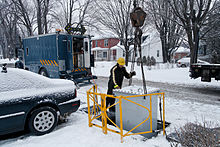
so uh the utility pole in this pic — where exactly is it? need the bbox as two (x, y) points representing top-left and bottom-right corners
(130, 0), (147, 94)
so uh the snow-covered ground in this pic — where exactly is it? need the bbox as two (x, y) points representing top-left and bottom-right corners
(1, 61), (220, 147)
(93, 61), (220, 88)
(2, 84), (219, 147)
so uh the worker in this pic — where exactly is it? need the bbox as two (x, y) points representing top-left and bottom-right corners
(106, 57), (136, 112)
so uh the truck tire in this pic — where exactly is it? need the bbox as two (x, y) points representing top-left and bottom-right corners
(40, 68), (48, 77)
(28, 106), (58, 135)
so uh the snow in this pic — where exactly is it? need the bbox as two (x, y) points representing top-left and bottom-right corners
(92, 47), (109, 51)
(0, 67), (76, 103)
(0, 61), (220, 146)
(1, 84), (219, 147)
(0, 58), (18, 64)
(92, 61), (220, 88)
(175, 47), (190, 53)
(114, 85), (160, 95)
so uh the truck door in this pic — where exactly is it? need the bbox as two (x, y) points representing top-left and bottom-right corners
(72, 37), (84, 68)
(84, 38), (90, 68)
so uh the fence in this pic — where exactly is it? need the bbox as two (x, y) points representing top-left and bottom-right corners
(87, 84), (165, 142)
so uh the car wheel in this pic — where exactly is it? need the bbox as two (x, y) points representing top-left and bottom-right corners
(28, 106), (58, 135)
(181, 64), (186, 68)
(40, 68), (48, 77)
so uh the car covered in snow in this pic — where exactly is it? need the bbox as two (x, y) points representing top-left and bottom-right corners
(177, 57), (209, 67)
(0, 67), (79, 136)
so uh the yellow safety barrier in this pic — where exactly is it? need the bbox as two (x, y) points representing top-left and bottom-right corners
(87, 84), (166, 143)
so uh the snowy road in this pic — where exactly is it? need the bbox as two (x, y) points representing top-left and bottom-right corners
(95, 76), (220, 106)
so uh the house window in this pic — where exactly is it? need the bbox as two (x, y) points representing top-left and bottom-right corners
(97, 50), (102, 58)
(157, 50), (159, 57)
(104, 39), (108, 47)
(95, 41), (98, 47)
(103, 51), (107, 58)
(26, 48), (29, 56)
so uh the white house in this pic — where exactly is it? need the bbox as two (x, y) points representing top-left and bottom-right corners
(141, 30), (163, 63)
(91, 29), (163, 63)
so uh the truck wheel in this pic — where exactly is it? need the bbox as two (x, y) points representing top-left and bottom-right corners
(28, 106), (58, 135)
(40, 68), (48, 77)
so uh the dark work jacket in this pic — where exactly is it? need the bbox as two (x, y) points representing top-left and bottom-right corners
(107, 64), (131, 94)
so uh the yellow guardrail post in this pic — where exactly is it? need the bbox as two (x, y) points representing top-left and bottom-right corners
(92, 85), (97, 116)
(150, 95), (152, 132)
(101, 93), (107, 134)
(119, 96), (124, 143)
(87, 92), (92, 127)
(163, 93), (165, 135)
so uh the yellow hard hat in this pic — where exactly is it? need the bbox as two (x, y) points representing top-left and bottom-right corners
(117, 57), (125, 66)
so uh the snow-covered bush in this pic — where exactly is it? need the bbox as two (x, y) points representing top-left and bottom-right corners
(172, 122), (219, 147)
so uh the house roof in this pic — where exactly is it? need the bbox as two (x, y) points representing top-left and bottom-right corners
(91, 47), (109, 51)
(91, 35), (118, 40)
(175, 47), (190, 53)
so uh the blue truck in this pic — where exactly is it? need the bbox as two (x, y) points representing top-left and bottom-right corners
(17, 32), (96, 83)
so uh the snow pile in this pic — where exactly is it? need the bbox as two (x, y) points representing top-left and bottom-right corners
(0, 67), (76, 103)
(0, 58), (18, 64)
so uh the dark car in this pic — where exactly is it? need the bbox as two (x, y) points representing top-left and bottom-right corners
(0, 67), (80, 136)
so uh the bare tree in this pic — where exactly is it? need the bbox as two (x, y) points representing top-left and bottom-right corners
(33, 0), (51, 34)
(51, 0), (92, 29)
(10, 0), (34, 37)
(201, 1), (220, 63)
(0, 0), (20, 58)
(168, 0), (217, 65)
(145, 0), (185, 63)
(88, 0), (134, 65)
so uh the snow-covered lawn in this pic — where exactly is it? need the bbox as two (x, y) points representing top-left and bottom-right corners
(1, 61), (219, 147)
(92, 61), (220, 88)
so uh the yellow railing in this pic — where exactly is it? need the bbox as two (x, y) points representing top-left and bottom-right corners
(87, 84), (165, 142)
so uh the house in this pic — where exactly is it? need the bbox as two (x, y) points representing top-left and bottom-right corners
(173, 47), (190, 62)
(91, 37), (119, 61)
(141, 30), (163, 63)
(91, 29), (163, 63)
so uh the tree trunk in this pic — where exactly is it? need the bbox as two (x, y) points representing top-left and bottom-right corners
(125, 46), (129, 66)
(37, 0), (43, 35)
(43, 0), (49, 34)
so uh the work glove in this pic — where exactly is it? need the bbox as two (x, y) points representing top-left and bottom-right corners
(130, 71), (136, 76)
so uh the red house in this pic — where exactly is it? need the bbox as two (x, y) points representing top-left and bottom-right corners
(173, 47), (190, 62)
(92, 37), (120, 61)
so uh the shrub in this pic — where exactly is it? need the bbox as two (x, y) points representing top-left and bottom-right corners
(172, 122), (219, 147)
(151, 56), (156, 65)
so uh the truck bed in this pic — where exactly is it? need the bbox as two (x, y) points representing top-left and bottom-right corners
(190, 63), (220, 82)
